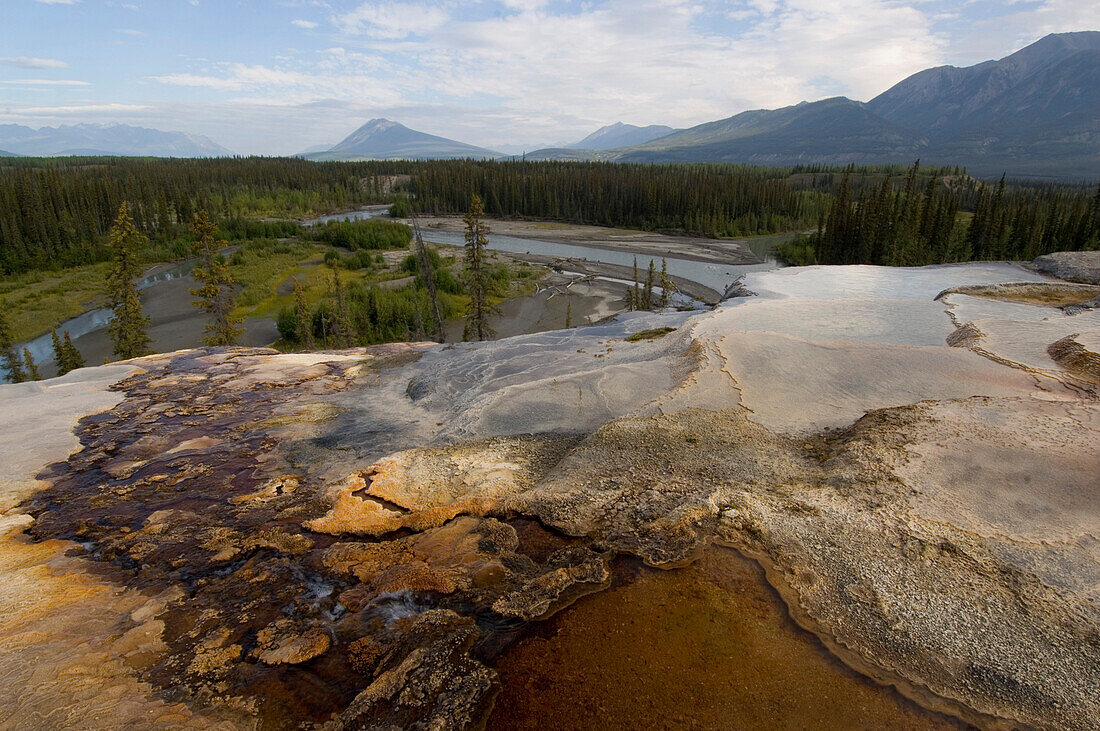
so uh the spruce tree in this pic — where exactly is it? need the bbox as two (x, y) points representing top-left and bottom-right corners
(0, 310), (26, 383)
(190, 211), (243, 347)
(644, 259), (656, 310)
(462, 194), (497, 341)
(51, 329), (67, 374)
(631, 257), (641, 311)
(292, 276), (314, 348)
(22, 348), (41, 381)
(413, 217), (445, 342)
(659, 259), (672, 308)
(331, 266), (355, 348)
(106, 202), (152, 360)
(63, 332), (85, 372)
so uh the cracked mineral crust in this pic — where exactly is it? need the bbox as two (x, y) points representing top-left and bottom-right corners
(1, 262), (1097, 729)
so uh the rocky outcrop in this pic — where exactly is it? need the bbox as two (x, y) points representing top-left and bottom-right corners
(1031, 250), (1100, 284)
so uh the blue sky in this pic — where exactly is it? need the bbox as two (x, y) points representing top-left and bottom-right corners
(1, 0), (1096, 154)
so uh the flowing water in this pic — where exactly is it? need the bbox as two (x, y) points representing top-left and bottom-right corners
(15, 260), (196, 371)
(302, 205), (393, 226)
(417, 228), (776, 294)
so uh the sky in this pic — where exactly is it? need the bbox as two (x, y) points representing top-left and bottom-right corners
(0, 0), (1097, 155)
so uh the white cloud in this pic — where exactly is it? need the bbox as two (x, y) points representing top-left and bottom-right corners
(2, 104), (150, 115)
(0, 56), (69, 69)
(0, 79), (91, 86)
(337, 2), (450, 39)
(9, 0), (1090, 155)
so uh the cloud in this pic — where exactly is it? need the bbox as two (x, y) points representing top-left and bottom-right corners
(337, 2), (450, 39)
(1, 104), (150, 115)
(7, 0), (1089, 155)
(0, 79), (91, 86)
(0, 56), (68, 69)
(34, 0), (80, 4)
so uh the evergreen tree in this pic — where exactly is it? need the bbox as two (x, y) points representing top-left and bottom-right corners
(190, 211), (243, 347)
(462, 194), (497, 341)
(63, 331), (85, 373)
(413, 217), (445, 342)
(22, 348), (41, 381)
(643, 259), (656, 310)
(629, 256), (641, 311)
(331, 266), (355, 348)
(292, 276), (314, 348)
(659, 258), (673, 308)
(0, 310), (26, 383)
(51, 329), (68, 375)
(106, 202), (152, 360)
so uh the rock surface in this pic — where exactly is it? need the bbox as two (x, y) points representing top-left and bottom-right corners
(1031, 250), (1100, 284)
(1, 262), (1097, 729)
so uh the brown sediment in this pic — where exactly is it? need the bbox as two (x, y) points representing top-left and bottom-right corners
(935, 281), (1100, 307)
(487, 546), (968, 731)
(1048, 333), (1100, 382)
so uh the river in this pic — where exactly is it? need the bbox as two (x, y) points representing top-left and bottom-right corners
(9, 210), (779, 381)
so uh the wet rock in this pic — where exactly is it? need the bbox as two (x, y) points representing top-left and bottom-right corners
(251, 619), (331, 665)
(306, 436), (578, 537)
(4, 261), (1099, 730)
(335, 610), (497, 731)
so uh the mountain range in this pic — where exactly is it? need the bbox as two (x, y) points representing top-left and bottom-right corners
(1, 32), (1095, 177)
(0, 123), (232, 157)
(568, 122), (678, 150)
(303, 119), (499, 161)
(532, 31), (1100, 178)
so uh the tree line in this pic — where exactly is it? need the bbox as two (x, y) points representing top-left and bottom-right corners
(3, 155), (1096, 280)
(411, 160), (824, 237)
(780, 161), (1099, 266)
(1, 201), (245, 382)
(0, 157), (828, 275)
(0, 156), (399, 274)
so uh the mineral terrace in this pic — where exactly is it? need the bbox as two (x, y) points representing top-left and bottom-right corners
(0, 258), (1097, 730)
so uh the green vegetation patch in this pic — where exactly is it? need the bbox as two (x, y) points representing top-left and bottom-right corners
(0, 262), (113, 342)
(625, 327), (676, 342)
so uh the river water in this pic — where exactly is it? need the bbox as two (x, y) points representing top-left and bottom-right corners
(304, 207), (779, 294)
(9, 212), (776, 381)
(17, 260), (195, 371)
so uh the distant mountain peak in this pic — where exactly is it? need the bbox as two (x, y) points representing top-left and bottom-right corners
(569, 121), (679, 150)
(308, 119), (499, 161)
(360, 118), (401, 131)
